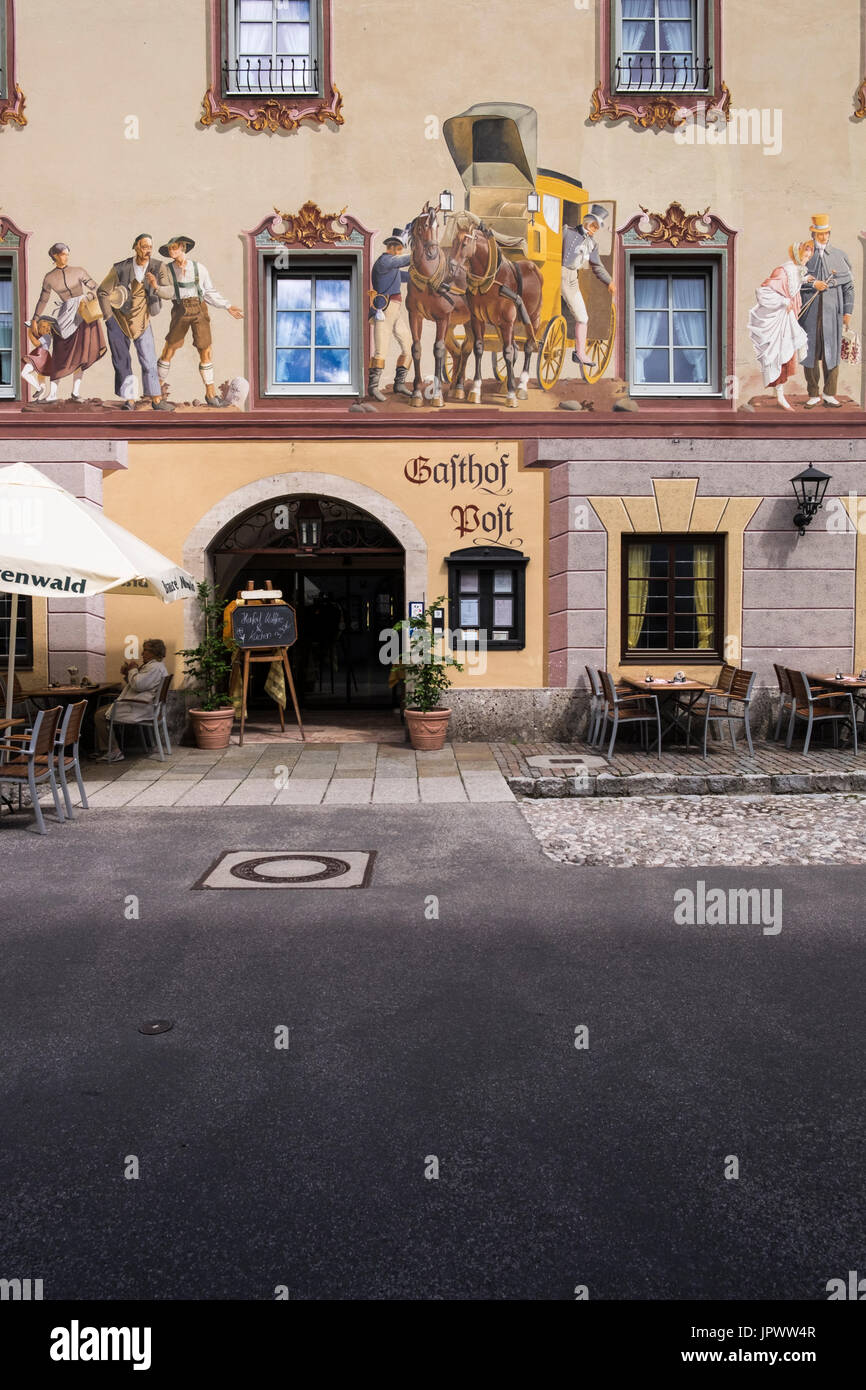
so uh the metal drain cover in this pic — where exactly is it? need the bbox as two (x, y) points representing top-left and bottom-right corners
(194, 851), (375, 890)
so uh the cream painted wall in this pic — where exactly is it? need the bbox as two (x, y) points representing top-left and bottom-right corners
(101, 439), (546, 688)
(5, 0), (864, 402)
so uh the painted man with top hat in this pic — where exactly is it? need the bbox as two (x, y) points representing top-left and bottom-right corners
(561, 203), (615, 381)
(149, 235), (244, 407)
(368, 228), (413, 402)
(800, 213), (854, 408)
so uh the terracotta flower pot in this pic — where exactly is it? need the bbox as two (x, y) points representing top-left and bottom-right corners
(189, 705), (235, 750)
(405, 707), (451, 751)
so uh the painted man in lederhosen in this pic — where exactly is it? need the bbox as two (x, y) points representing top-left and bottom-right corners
(97, 234), (175, 411)
(800, 213), (854, 409)
(150, 235), (243, 408)
(561, 203), (615, 381)
(368, 228), (412, 401)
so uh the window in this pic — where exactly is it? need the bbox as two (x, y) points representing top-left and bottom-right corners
(226, 1), (320, 95)
(0, 593), (33, 667)
(631, 265), (715, 394)
(202, 1), (342, 133)
(266, 259), (360, 395)
(622, 535), (723, 660)
(591, 2), (726, 131)
(446, 546), (529, 651)
(0, 255), (16, 397)
(615, 0), (707, 93)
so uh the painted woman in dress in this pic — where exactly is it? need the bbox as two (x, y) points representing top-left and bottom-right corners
(747, 239), (814, 410)
(32, 243), (106, 400)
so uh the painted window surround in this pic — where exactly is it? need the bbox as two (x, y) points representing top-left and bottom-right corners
(245, 206), (373, 408)
(588, 478), (761, 679)
(201, 0), (343, 134)
(0, 213), (28, 402)
(590, 0), (729, 131)
(0, 0), (26, 127)
(616, 205), (737, 408)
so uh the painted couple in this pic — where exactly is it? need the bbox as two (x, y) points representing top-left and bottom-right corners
(748, 214), (854, 410)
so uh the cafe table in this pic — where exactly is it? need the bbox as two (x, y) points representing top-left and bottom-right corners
(619, 675), (711, 746)
(21, 683), (122, 753)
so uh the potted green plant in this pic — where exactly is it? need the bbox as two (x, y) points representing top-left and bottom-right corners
(178, 581), (235, 749)
(392, 597), (463, 750)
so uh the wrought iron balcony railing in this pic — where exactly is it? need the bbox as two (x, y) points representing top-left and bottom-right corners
(224, 56), (319, 96)
(615, 55), (712, 92)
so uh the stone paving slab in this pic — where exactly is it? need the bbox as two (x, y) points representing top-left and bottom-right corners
(324, 778), (376, 805)
(273, 779), (329, 805)
(372, 778), (420, 804)
(175, 780), (243, 806)
(418, 777), (468, 803)
(223, 781), (281, 807)
(127, 781), (200, 808)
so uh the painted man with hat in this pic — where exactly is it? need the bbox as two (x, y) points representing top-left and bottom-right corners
(368, 228), (412, 401)
(149, 235), (244, 407)
(800, 214), (854, 408)
(561, 204), (615, 381)
(97, 234), (176, 411)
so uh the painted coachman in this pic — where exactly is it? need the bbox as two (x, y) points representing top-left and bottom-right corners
(800, 213), (855, 408)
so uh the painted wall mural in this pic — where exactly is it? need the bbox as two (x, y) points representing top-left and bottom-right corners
(6, 98), (863, 418)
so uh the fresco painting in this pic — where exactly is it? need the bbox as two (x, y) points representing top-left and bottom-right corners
(11, 100), (862, 418)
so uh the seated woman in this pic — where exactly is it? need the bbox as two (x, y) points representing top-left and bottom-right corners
(92, 639), (168, 762)
(747, 238), (814, 410)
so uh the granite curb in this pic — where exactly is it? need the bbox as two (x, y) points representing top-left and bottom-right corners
(507, 770), (866, 799)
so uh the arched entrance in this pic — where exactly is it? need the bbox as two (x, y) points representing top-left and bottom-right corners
(183, 473), (427, 721)
(211, 495), (404, 709)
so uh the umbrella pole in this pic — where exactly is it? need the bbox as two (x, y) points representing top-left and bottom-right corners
(5, 591), (17, 720)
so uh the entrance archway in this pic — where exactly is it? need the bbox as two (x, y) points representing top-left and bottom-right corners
(183, 473), (427, 713)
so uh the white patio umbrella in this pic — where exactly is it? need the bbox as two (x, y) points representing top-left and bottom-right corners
(0, 461), (196, 718)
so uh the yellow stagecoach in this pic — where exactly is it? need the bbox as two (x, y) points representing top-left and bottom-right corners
(442, 102), (616, 390)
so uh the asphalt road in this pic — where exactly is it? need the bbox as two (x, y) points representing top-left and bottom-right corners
(1, 804), (864, 1301)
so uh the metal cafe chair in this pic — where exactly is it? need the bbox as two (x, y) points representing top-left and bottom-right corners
(107, 674), (173, 762)
(688, 667), (757, 760)
(785, 669), (858, 756)
(772, 663), (796, 742)
(0, 706), (65, 835)
(585, 665), (633, 749)
(599, 669), (662, 761)
(53, 699), (90, 819)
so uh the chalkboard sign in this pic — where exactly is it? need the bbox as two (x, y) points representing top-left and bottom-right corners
(231, 603), (297, 649)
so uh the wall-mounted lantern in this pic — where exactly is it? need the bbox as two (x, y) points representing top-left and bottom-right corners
(791, 465), (831, 537)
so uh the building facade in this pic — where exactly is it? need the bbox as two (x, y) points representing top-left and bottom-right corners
(2, 0), (866, 737)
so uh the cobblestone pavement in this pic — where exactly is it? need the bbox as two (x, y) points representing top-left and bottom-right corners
(519, 794), (866, 866)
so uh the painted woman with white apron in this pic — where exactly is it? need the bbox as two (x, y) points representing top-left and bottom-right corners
(747, 239), (814, 410)
(31, 242), (106, 400)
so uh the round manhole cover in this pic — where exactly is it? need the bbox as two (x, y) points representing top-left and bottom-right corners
(139, 1020), (174, 1035)
(228, 853), (351, 885)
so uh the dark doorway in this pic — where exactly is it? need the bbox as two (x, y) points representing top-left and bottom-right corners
(210, 496), (405, 711)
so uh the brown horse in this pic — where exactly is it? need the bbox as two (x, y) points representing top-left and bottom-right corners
(405, 203), (471, 408)
(450, 214), (543, 407)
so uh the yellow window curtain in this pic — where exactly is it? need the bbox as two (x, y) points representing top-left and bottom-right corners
(627, 544), (653, 648)
(693, 544), (714, 649)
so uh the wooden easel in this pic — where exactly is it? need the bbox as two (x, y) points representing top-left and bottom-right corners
(237, 580), (305, 745)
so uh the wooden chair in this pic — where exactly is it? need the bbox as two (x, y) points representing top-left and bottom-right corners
(688, 667), (757, 759)
(599, 669), (662, 760)
(785, 669), (857, 755)
(772, 663), (795, 742)
(0, 672), (39, 724)
(585, 665), (632, 749)
(0, 706), (64, 834)
(54, 700), (90, 819)
(108, 672), (172, 761)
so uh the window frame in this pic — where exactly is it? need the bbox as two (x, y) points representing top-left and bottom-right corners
(590, 0), (728, 131)
(202, 0), (342, 133)
(0, 592), (33, 668)
(0, 0), (26, 127)
(613, 0), (708, 96)
(446, 546), (529, 653)
(224, 0), (322, 98)
(0, 214), (28, 402)
(263, 252), (362, 398)
(628, 257), (719, 398)
(620, 533), (725, 663)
